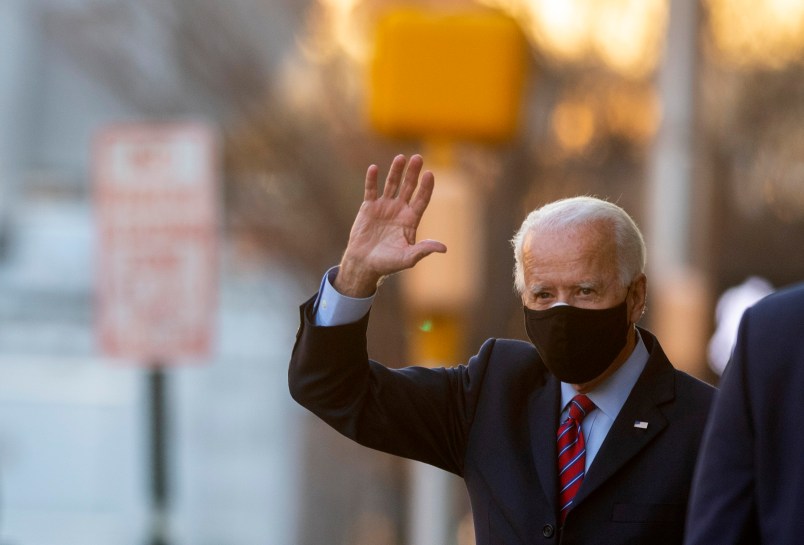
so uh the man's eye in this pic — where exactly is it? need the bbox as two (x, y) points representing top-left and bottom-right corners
(579, 288), (594, 296)
(536, 292), (552, 300)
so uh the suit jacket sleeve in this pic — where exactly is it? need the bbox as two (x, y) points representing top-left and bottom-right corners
(684, 310), (760, 545)
(288, 295), (490, 476)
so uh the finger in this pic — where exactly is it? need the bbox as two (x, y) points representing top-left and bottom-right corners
(397, 154), (423, 204)
(409, 170), (436, 222)
(382, 154), (407, 198)
(364, 164), (379, 201)
(416, 239), (448, 255)
(407, 239), (448, 267)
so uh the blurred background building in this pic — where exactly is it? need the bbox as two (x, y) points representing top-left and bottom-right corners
(0, 0), (801, 544)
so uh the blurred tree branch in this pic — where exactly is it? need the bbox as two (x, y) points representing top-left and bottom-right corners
(41, 0), (391, 286)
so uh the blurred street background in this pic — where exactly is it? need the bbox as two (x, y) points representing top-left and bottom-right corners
(0, 0), (802, 544)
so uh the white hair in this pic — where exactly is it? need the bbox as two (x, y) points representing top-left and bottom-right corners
(511, 196), (646, 294)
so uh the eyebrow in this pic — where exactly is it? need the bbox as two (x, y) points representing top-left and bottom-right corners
(527, 280), (602, 294)
(527, 283), (551, 294)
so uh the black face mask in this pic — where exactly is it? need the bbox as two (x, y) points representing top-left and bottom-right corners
(523, 299), (630, 384)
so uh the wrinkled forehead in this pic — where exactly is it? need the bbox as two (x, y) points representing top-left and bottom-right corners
(524, 219), (617, 252)
(522, 222), (620, 275)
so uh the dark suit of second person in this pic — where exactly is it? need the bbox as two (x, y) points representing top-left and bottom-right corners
(685, 282), (804, 545)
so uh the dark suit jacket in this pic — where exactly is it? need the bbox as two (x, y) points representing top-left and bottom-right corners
(289, 296), (714, 545)
(685, 282), (804, 545)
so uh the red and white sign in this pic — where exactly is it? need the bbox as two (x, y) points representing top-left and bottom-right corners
(94, 122), (219, 363)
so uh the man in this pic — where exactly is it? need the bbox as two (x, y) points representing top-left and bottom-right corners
(289, 154), (714, 544)
(685, 282), (804, 545)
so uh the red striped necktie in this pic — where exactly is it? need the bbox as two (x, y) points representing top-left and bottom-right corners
(557, 394), (597, 524)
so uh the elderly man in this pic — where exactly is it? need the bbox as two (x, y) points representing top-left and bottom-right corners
(289, 154), (714, 544)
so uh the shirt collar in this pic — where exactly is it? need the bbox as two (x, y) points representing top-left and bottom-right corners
(560, 329), (650, 420)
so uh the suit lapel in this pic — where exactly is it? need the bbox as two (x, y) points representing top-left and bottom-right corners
(528, 374), (562, 517)
(573, 331), (675, 504)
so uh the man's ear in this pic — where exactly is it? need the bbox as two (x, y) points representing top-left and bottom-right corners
(629, 274), (648, 324)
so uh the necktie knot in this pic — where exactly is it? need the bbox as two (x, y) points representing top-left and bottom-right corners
(567, 394), (596, 422)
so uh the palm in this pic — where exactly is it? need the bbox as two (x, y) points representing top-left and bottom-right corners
(337, 155), (446, 296)
(349, 193), (424, 272)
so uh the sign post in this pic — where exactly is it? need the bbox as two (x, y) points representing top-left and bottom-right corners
(369, 9), (529, 545)
(94, 122), (219, 545)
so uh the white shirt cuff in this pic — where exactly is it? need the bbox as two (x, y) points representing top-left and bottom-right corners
(314, 266), (375, 326)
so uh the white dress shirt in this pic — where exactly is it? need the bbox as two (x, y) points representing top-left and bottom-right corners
(314, 266), (375, 326)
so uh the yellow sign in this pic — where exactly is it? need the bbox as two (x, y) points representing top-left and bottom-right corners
(370, 8), (529, 141)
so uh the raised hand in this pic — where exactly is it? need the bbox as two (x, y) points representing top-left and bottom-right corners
(334, 154), (447, 297)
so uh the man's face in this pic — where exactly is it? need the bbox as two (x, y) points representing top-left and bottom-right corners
(520, 221), (647, 392)
(521, 221), (626, 311)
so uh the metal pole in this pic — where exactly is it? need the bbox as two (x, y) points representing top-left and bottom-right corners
(646, 0), (712, 374)
(409, 461), (451, 545)
(648, 0), (699, 273)
(148, 366), (170, 545)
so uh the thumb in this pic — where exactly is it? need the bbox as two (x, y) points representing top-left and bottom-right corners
(407, 239), (447, 266)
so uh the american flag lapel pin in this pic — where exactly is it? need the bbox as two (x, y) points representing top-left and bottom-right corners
(634, 420), (649, 429)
